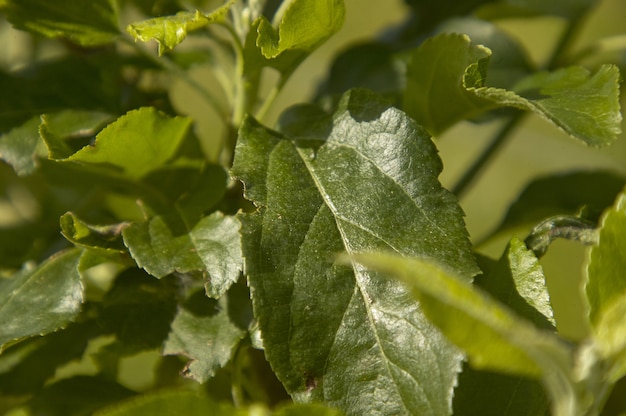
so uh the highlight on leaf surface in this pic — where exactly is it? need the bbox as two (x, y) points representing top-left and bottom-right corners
(127, 0), (236, 55)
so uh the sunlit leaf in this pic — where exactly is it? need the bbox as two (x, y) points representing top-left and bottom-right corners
(127, 0), (236, 55)
(123, 212), (242, 298)
(232, 89), (478, 414)
(404, 34), (622, 145)
(63, 107), (192, 180)
(163, 290), (245, 383)
(257, 0), (345, 59)
(0, 249), (83, 352)
(2, 0), (120, 46)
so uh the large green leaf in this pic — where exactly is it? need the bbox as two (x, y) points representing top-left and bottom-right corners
(0, 249), (83, 352)
(60, 107), (192, 180)
(122, 212), (242, 298)
(2, 0), (120, 46)
(127, 0), (236, 55)
(162, 289), (245, 383)
(586, 188), (626, 379)
(404, 33), (622, 145)
(232, 89), (479, 414)
(351, 252), (577, 415)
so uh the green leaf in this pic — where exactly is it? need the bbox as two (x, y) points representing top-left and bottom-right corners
(232, 89), (479, 414)
(479, 237), (554, 329)
(0, 116), (42, 176)
(94, 390), (237, 416)
(0, 249), (83, 352)
(256, 0), (345, 61)
(485, 171), (626, 243)
(60, 212), (128, 255)
(404, 33), (622, 145)
(350, 252), (578, 415)
(162, 290), (245, 383)
(62, 107), (192, 180)
(123, 212), (242, 298)
(2, 0), (120, 46)
(476, 0), (596, 19)
(453, 364), (548, 416)
(274, 403), (344, 416)
(586, 189), (626, 326)
(127, 0), (236, 55)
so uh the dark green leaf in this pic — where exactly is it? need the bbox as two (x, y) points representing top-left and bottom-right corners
(29, 376), (135, 416)
(122, 212), (242, 298)
(127, 0), (236, 55)
(94, 390), (237, 416)
(0, 116), (42, 175)
(485, 171), (626, 243)
(163, 290), (245, 383)
(62, 107), (192, 180)
(2, 0), (120, 46)
(232, 89), (478, 414)
(404, 34), (622, 145)
(0, 249), (83, 352)
(453, 364), (548, 416)
(100, 269), (177, 351)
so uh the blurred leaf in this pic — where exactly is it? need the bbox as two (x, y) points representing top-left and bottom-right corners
(123, 212), (242, 298)
(94, 389), (238, 416)
(274, 403), (344, 415)
(232, 89), (478, 414)
(404, 34), (622, 145)
(29, 376), (135, 416)
(2, 0), (120, 46)
(0, 321), (100, 394)
(61, 107), (192, 180)
(586, 188), (626, 332)
(594, 296), (626, 383)
(478, 237), (554, 328)
(162, 290), (245, 383)
(42, 110), (112, 139)
(476, 0), (596, 20)
(486, 171), (626, 242)
(351, 252), (578, 415)
(453, 364), (548, 416)
(0, 249), (83, 352)
(100, 269), (177, 351)
(0, 116), (42, 175)
(127, 0), (236, 55)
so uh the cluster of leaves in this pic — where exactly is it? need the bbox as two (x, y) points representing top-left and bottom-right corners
(0, 0), (625, 415)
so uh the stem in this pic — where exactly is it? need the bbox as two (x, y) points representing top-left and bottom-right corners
(452, 112), (524, 198)
(121, 37), (229, 120)
(546, 13), (588, 70)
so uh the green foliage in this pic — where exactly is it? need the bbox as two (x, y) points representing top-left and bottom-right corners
(0, 0), (625, 415)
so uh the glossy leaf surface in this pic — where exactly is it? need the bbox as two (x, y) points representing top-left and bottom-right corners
(405, 34), (622, 145)
(63, 107), (192, 180)
(232, 89), (478, 415)
(127, 0), (236, 55)
(2, 0), (120, 46)
(123, 212), (242, 298)
(163, 290), (245, 382)
(0, 249), (83, 352)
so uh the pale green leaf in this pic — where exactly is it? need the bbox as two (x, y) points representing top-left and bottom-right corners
(0, 117), (42, 176)
(594, 297), (626, 382)
(404, 34), (622, 146)
(232, 89), (479, 415)
(256, 0), (345, 60)
(586, 189), (626, 338)
(0, 249), (83, 352)
(162, 290), (245, 383)
(63, 107), (192, 180)
(122, 212), (242, 298)
(127, 0), (236, 55)
(274, 403), (344, 416)
(2, 0), (120, 46)
(480, 237), (555, 328)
